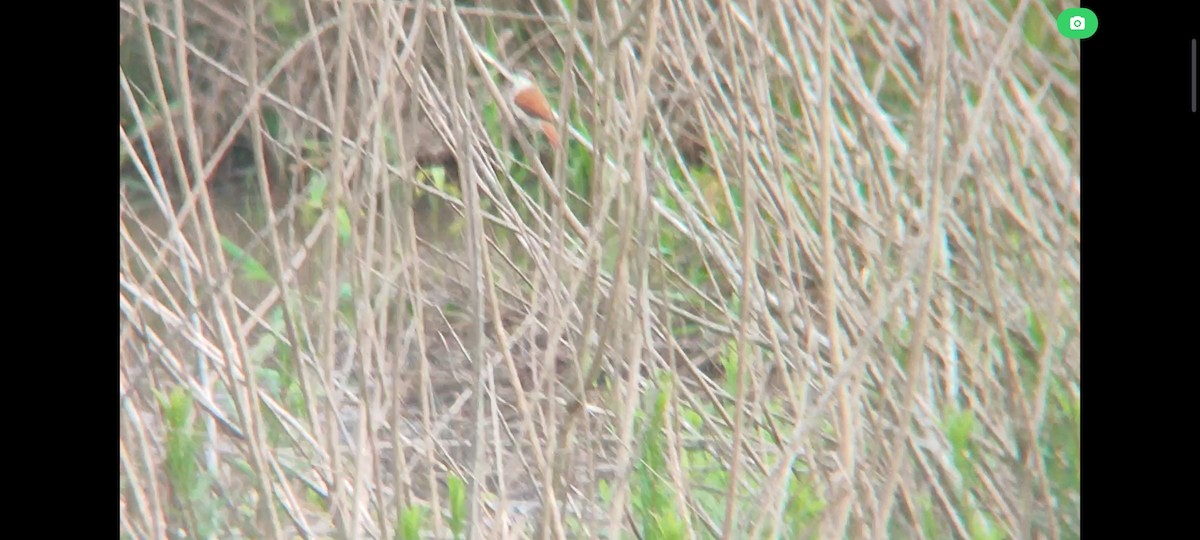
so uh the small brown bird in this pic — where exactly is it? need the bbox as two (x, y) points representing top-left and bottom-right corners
(506, 70), (560, 148)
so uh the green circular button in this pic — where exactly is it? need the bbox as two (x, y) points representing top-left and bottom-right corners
(1057, 8), (1098, 40)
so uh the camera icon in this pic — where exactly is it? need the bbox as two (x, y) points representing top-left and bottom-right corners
(1057, 9), (1096, 39)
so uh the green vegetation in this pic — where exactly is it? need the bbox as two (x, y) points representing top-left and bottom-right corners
(120, 0), (1080, 538)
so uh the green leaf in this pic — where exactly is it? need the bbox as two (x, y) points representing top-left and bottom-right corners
(268, 1), (294, 27)
(262, 106), (282, 140)
(159, 386), (193, 430)
(786, 479), (825, 531)
(159, 387), (199, 496)
(306, 173), (328, 210)
(483, 101), (502, 141)
(257, 367), (282, 396)
(268, 306), (286, 333)
(944, 407), (976, 453)
(720, 340), (739, 396)
(429, 166), (447, 191)
(485, 23), (499, 53)
(398, 505), (425, 540)
(335, 206), (352, 242)
(447, 474), (466, 538)
(220, 236), (273, 284)
(231, 457), (254, 477)
(969, 509), (1004, 540)
(1026, 308), (1045, 352)
(919, 495), (939, 538)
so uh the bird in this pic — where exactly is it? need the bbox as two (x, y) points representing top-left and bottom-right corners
(505, 70), (561, 148)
